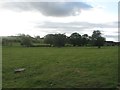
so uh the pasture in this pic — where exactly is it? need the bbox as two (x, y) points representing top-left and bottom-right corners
(2, 46), (118, 88)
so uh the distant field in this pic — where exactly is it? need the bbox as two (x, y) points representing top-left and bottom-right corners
(2, 46), (118, 88)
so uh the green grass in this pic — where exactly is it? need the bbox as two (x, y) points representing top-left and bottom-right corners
(2, 46), (118, 88)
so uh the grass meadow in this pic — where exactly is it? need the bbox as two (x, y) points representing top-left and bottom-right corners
(2, 46), (118, 88)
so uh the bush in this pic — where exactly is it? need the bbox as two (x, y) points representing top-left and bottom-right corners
(65, 44), (73, 47)
(31, 44), (51, 47)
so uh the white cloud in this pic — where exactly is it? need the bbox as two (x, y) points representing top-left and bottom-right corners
(0, 9), (46, 36)
(0, 2), (118, 41)
(76, 7), (117, 23)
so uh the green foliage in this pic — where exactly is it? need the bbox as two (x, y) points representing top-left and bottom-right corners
(81, 34), (89, 46)
(2, 36), (20, 46)
(53, 34), (66, 47)
(32, 44), (51, 47)
(44, 34), (54, 46)
(96, 37), (106, 48)
(2, 38), (13, 46)
(92, 30), (101, 39)
(69, 32), (82, 46)
(44, 34), (66, 47)
(3, 46), (118, 88)
(19, 34), (33, 47)
(2, 30), (107, 47)
(91, 30), (106, 48)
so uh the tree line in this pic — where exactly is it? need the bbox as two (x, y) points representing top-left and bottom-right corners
(44, 30), (105, 48)
(2, 30), (106, 48)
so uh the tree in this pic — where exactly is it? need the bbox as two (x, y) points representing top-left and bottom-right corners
(44, 33), (66, 47)
(53, 34), (66, 47)
(81, 34), (89, 46)
(44, 34), (54, 46)
(35, 36), (40, 40)
(2, 38), (12, 46)
(96, 37), (106, 48)
(92, 30), (101, 39)
(91, 30), (105, 48)
(33, 36), (41, 43)
(19, 34), (33, 47)
(69, 32), (82, 46)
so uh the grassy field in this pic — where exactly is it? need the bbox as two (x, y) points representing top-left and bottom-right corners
(2, 46), (118, 88)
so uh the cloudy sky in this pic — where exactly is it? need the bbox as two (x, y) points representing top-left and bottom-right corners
(0, 0), (119, 41)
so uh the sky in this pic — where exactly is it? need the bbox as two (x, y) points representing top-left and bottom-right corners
(0, 0), (119, 41)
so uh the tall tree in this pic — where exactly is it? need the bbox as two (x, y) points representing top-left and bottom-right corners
(91, 30), (105, 48)
(81, 34), (89, 46)
(69, 32), (82, 46)
(44, 34), (66, 47)
(96, 37), (106, 48)
(53, 34), (67, 47)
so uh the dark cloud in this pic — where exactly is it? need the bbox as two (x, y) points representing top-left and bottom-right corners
(2, 2), (92, 17)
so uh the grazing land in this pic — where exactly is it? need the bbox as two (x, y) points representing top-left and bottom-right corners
(2, 46), (118, 88)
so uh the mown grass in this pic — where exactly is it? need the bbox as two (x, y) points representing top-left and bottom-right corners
(2, 46), (118, 88)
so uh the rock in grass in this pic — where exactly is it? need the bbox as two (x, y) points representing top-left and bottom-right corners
(14, 68), (25, 73)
